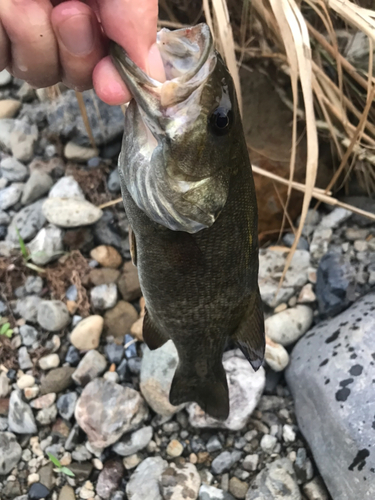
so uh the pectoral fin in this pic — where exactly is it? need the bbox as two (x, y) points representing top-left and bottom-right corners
(232, 289), (265, 370)
(129, 227), (137, 266)
(143, 308), (169, 350)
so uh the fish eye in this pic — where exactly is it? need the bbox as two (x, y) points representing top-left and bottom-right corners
(209, 106), (232, 135)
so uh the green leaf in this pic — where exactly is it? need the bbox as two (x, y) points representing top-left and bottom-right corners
(60, 467), (75, 477)
(5, 329), (13, 338)
(15, 227), (29, 260)
(47, 453), (61, 468)
(0, 323), (10, 335)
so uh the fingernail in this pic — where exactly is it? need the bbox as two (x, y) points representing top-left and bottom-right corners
(146, 43), (166, 82)
(57, 15), (95, 56)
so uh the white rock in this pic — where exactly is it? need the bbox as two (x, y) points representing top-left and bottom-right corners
(283, 424), (296, 443)
(297, 283), (316, 304)
(90, 283), (118, 310)
(70, 315), (104, 351)
(319, 207), (351, 229)
(0, 182), (24, 210)
(265, 336), (289, 372)
(42, 197), (102, 227)
(38, 353), (60, 370)
(187, 350), (265, 431)
(0, 372), (11, 397)
(27, 224), (64, 266)
(10, 121), (38, 162)
(265, 305), (313, 346)
(310, 228), (332, 261)
(17, 375), (35, 389)
(0, 100), (22, 119)
(0, 70), (12, 86)
(0, 156), (28, 181)
(49, 175), (85, 200)
(27, 473), (40, 485)
(21, 171), (53, 205)
(64, 142), (97, 162)
(37, 300), (71, 331)
(260, 434), (277, 454)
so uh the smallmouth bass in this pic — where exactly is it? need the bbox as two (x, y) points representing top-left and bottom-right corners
(110, 23), (265, 421)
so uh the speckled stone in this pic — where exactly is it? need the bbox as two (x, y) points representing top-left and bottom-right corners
(286, 292), (375, 500)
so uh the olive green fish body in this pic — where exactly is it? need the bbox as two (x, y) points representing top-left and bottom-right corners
(112, 24), (264, 420)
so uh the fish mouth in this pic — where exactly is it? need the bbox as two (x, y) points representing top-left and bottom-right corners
(110, 23), (215, 122)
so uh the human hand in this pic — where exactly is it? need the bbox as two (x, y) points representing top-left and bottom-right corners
(0, 0), (165, 105)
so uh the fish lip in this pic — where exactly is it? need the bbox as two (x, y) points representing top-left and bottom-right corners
(110, 23), (213, 120)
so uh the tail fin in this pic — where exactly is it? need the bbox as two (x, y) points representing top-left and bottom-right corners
(169, 363), (229, 421)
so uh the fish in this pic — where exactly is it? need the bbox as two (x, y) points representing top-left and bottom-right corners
(110, 23), (265, 421)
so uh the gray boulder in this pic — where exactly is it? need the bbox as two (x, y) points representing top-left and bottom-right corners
(286, 292), (375, 500)
(126, 457), (168, 500)
(0, 432), (22, 475)
(246, 458), (300, 500)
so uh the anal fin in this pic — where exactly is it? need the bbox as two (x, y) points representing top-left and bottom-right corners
(232, 289), (265, 371)
(143, 308), (169, 350)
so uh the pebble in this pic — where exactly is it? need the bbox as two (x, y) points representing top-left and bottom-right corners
(260, 434), (277, 454)
(6, 198), (46, 244)
(89, 267), (120, 286)
(0, 210), (10, 225)
(265, 305), (313, 346)
(104, 300), (138, 342)
(36, 404), (58, 425)
(199, 484), (235, 500)
(246, 458), (300, 500)
(161, 462), (201, 500)
(90, 283), (118, 310)
(354, 239), (368, 252)
(28, 482), (50, 500)
(37, 300), (70, 331)
(123, 453), (142, 470)
(96, 460), (124, 500)
(42, 197), (102, 227)
(126, 457), (168, 500)
(75, 378), (148, 448)
(319, 207), (351, 229)
(211, 451), (235, 475)
(112, 426), (153, 456)
(17, 374), (35, 389)
(38, 353), (60, 370)
(59, 485), (76, 500)
(0, 100), (22, 119)
(90, 245), (122, 269)
(166, 439), (184, 457)
(0, 431), (22, 474)
(0, 156), (28, 181)
(21, 171), (53, 205)
(10, 120), (38, 162)
(297, 283), (316, 303)
(28, 225), (64, 265)
(65, 345), (81, 366)
(282, 233), (309, 251)
(229, 477), (248, 499)
(40, 366), (75, 395)
(30, 393), (56, 409)
(0, 69), (12, 86)
(64, 142), (97, 162)
(57, 392), (78, 420)
(345, 227), (369, 241)
(107, 168), (121, 192)
(25, 276), (43, 295)
(265, 336), (289, 371)
(8, 390), (37, 434)
(27, 473), (40, 486)
(117, 262), (142, 302)
(302, 477), (329, 500)
(0, 372), (10, 397)
(104, 342), (124, 365)
(207, 436), (223, 453)
(18, 346), (33, 370)
(242, 454), (259, 472)
(24, 386), (40, 400)
(49, 175), (85, 200)
(310, 228), (332, 261)
(0, 182), (24, 210)
(70, 315), (104, 351)
(283, 424), (296, 443)
(72, 350), (107, 386)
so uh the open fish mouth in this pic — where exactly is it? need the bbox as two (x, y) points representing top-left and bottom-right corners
(110, 23), (215, 121)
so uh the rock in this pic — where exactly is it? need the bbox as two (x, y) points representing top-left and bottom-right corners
(28, 483), (50, 500)
(37, 300), (70, 331)
(8, 390), (37, 434)
(108, 168), (121, 192)
(199, 485), (235, 500)
(64, 142), (97, 162)
(18, 346), (33, 370)
(105, 342), (124, 365)
(0, 372), (10, 397)
(104, 300), (138, 343)
(140, 340), (184, 417)
(25, 276), (43, 294)
(260, 435), (277, 454)
(161, 462), (201, 500)
(96, 460), (124, 500)
(0, 432), (22, 474)
(315, 252), (357, 318)
(123, 453), (142, 470)
(28, 224), (64, 265)
(70, 315), (103, 351)
(57, 392), (78, 420)
(302, 478), (329, 500)
(89, 267), (120, 286)
(319, 207), (351, 229)
(17, 374), (35, 389)
(19, 324), (38, 348)
(0, 99), (21, 119)
(72, 350), (107, 386)
(229, 477), (248, 499)
(294, 448), (313, 483)
(297, 284), (316, 304)
(211, 451), (235, 475)
(265, 336), (289, 372)
(10, 120), (38, 162)
(0, 70), (12, 86)
(117, 262), (142, 301)
(265, 306), (313, 346)
(59, 485), (75, 500)
(166, 439), (184, 457)
(15, 295), (42, 322)
(126, 456), (168, 500)
(282, 233), (309, 251)
(42, 197), (102, 227)
(49, 175), (85, 200)
(245, 459), (300, 500)
(6, 198), (46, 244)
(310, 228), (332, 262)
(188, 350), (265, 430)
(21, 171), (53, 205)
(38, 353), (60, 370)
(0, 156), (28, 181)
(112, 426), (153, 456)
(258, 249), (310, 307)
(68, 461), (93, 481)
(30, 393), (56, 409)
(0, 182), (24, 210)
(90, 283), (118, 310)
(0, 210), (10, 225)
(36, 404), (58, 425)
(40, 366), (75, 395)
(286, 292), (375, 500)
(72, 444), (92, 462)
(75, 378), (148, 448)
(243, 455), (259, 472)
(90, 245), (122, 268)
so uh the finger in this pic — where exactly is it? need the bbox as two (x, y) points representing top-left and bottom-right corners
(93, 56), (131, 105)
(51, 1), (106, 92)
(0, 0), (60, 88)
(0, 20), (10, 71)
